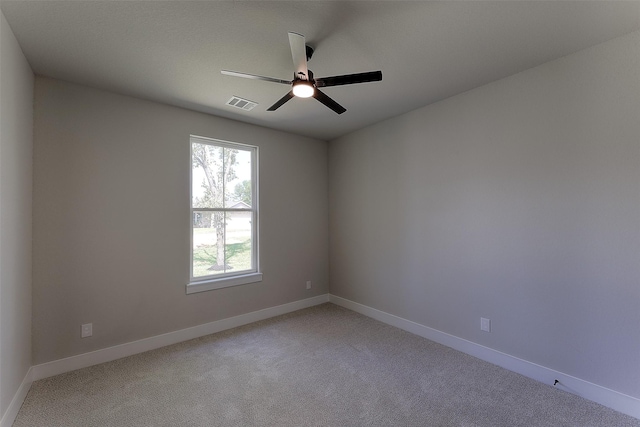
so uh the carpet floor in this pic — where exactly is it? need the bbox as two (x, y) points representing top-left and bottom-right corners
(13, 303), (640, 426)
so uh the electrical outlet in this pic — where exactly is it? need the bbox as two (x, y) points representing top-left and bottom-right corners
(306, 280), (312, 290)
(480, 317), (491, 332)
(81, 323), (93, 338)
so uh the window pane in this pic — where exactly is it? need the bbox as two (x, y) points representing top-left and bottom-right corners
(192, 210), (226, 278)
(225, 211), (253, 273)
(190, 136), (258, 285)
(226, 149), (252, 208)
(192, 143), (224, 208)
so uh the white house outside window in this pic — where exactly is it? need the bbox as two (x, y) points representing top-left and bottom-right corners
(188, 135), (261, 294)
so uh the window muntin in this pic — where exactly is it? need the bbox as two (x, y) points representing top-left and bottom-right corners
(189, 136), (259, 291)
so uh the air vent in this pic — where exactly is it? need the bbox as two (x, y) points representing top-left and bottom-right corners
(226, 96), (258, 111)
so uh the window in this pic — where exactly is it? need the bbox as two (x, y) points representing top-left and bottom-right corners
(188, 135), (261, 294)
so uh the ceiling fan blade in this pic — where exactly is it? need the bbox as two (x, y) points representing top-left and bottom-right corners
(315, 71), (382, 88)
(221, 70), (291, 85)
(288, 32), (309, 80)
(267, 91), (295, 111)
(313, 89), (346, 115)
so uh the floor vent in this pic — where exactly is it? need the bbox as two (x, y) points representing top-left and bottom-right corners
(226, 96), (258, 111)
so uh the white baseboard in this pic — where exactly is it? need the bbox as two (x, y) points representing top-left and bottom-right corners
(329, 294), (640, 420)
(32, 294), (329, 382)
(16, 293), (640, 421)
(0, 367), (33, 427)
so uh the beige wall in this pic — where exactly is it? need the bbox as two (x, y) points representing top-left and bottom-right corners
(33, 78), (328, 364)
(329, 30), (640, 399)
(0, 11), (33, 418)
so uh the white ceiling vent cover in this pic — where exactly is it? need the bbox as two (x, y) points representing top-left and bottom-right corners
(226, 96), (258, 111)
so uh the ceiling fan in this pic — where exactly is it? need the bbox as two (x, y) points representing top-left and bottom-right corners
(221, 32), (382, 115)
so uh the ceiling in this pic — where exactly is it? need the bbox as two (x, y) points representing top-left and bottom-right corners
(2, 1), (639, 141)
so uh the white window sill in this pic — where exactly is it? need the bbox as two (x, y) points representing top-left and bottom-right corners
(186, 272), (263, 294)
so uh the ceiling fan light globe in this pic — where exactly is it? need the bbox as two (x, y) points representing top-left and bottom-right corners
(292, 81), (315, 98)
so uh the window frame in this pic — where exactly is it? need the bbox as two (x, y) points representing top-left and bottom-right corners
(187, 135), (261, 294)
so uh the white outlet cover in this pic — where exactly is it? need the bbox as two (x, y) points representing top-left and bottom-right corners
(480, 317), (491, 332)
(81, 323), (93, 338)
(306, 281), (312, 290)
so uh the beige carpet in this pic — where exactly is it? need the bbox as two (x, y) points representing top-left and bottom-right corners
(14, 303), (640, 426)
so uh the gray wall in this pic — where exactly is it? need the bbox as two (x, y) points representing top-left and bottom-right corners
(0, 11), (33, 417)
(329, 30), (640, 399)
(33, 78), (328, 364)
